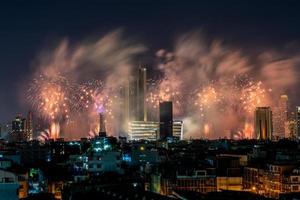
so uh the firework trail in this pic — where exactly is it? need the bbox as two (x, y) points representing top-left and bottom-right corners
(154, 31), (295, 139)
(27, 30), (299, 140)
(27, 74), (77, 121)
(76, 80), (121, 136)
(28, 30), (145, 139)
(147, 77), (184, 119)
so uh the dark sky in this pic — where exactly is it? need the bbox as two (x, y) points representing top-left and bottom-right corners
(0, 0), (300, 123)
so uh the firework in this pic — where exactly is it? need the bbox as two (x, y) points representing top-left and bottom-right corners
(240, 81), (269, 113)
(37, 130), (50, 142)
(146, 77), (183, 117)
(76, 80), (105, 110)
(27, 74), (76, 121)
(193, 85), (223, 117)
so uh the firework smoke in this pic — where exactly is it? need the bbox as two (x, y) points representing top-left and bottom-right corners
(155, 31), (299, 139)
(29, 30), (145, 139)
(28, 30), (299, 140)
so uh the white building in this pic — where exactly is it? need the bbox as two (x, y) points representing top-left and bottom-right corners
(128, 120), (183, 141)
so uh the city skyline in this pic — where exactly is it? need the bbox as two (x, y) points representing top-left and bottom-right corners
(2, 2), (300, 200)
(0, 0), (300, 123)
(0, 1), (300, 141)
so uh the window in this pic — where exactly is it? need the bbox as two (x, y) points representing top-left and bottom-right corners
(292, 177), (299, 183)
(292, 185), (299, 191)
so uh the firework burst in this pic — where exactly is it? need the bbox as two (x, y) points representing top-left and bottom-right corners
(146, 77), (183, 117)
(27, 74), (76, 121)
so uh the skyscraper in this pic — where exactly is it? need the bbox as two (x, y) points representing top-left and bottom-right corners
(273, 95), (288, 139)
(99, 113), (106, 137)
(121, 66), (148, 134)
(159, 101), (173, 140)
(296, 106), (300, 138)
(10, 115), (27, 142)
(26, 111), (33, 141)
(137, 66), (147, 121)
(254, 107), (273, 141)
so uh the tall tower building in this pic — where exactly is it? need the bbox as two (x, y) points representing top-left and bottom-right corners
(99, 113), (106, 137)
(254, 107), (273, 141)
(10, 115), (27, 142)
(273, 95), (288, 139)
(159, 101), (173, 140)
(296, 106), (300, 138)
(121, 66), (148, 134)
(137, 66), (147, 121)
(26, 111), (33, 141)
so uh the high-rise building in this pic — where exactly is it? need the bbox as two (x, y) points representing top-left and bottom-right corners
(159, 101), (173, 140)
(10, 115), (27, 142)
(128, 121), (159, 141)
(137, 66), (147, 121)
(273, 95), (288, 139)
(173, 120), (183, 140)
(296, 106), (300, 138)
(128, 120), (183, 141)
(254, 107), (273, 141)
(285, 120), (297, 139)
(26, 111), (33, 141)
(99, 113), (106, 137)
(121, 66), (148, 134)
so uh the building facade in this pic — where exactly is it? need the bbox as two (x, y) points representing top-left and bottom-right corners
(254, 107), (273, 141)
(159, 101), (173, 140)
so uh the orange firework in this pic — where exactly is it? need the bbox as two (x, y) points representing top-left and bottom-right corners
(28, 74), (74, 121)
(240, 81), (268, 113)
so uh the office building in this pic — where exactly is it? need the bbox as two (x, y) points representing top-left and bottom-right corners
(128, 121), (159, 141)
(137, 66), (147, 121)
(26, 111), (33, 141)
(273, 95), (288, 139)
(121, 66), (148, 134)
(159, 101), (173, 139)
(296, 106), (300, 138)
(254, 107), (273, 140)
(99, 113), (106, 137)
(128, 120), (183, 141)
(10, 115), (27, 142)
(173, 120), (183, 140)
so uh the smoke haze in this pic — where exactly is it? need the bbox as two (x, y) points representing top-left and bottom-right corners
(28, 30), (300, 140)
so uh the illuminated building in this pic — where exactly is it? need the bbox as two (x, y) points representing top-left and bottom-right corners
(216, 155), (243, 191)
(128, 121), (159, 141)
(121, 66), (148, 133)
(26, 111), (33, 141)
(128, 120), (183, 141)
(273, 95), (288, 139)
(296, 106), (300, 138)
(244, 163), (300, 198)
(254, 107), (273, 141)
(175, 171), (216, 193)
(159, 101), (173, 140)
(285, 120), (297, 139)
(173, 120), (183, 140)
(10, 115), (27, 142)
(12, 115), (26, 133)
(216, 177), (243, 191)
(263, 164), (300, 198)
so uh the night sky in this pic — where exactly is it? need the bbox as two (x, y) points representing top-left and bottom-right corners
(0, 0), (300, 123)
